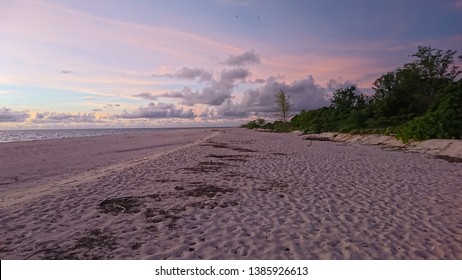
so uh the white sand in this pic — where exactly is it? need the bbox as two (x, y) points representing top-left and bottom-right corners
(0, 128), (461, 259)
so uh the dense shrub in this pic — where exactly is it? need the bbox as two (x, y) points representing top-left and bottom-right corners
(397, 81), (462, 142)
(242, 118), (267, 129)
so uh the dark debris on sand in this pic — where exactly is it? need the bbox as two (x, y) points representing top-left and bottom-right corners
(185, 184), (234, 198)
(302, 136), (334, 141)
(435, 155), (462, 163)
(206, 154), (249, 162)
(182, 161), (233, 173)
(30, 229), (117, 260)
(99, 197), (142, 214)
(200, 141), (256, 153)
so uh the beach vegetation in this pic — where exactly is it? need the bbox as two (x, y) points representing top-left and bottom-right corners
(330, 86), (369, 112)
(255, 117), (266, 126)
(242, 117), (267, 129)
(268, 120), (296, 132)
(271, 46), (462, 140)
(275, 90), (292, 122)
(396, 80), (462, 142)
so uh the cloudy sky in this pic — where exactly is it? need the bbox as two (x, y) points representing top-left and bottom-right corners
(1, 0), (461, 128)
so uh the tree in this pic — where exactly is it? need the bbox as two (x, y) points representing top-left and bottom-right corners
(371, 69), (417, 117)
(330, 86), (368, 111)
(275, 90), (292, 122)
(397, 79), (462, 142)
(372, 46), (460, 117)
(408, 46), (460, 82)
(255, 117), (266, 126)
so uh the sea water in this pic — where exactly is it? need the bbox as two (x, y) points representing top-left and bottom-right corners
(0, 128), (167, 143)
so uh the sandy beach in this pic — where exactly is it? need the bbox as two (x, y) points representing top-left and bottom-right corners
(0, 128), (461, 259)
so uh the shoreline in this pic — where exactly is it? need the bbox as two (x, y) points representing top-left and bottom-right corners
(1, 128), (461, 259)
(0, 126), (233, 143)
(0, 129), (222, 208)
(0, 128), (221, 188)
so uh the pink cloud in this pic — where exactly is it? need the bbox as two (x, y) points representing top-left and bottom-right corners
(1, 0), (251, 105)
(2, 0), (241, 63)
(251, 52), (389, 90)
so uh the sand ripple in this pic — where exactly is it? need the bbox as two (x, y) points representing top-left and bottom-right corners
(1, 128), (461, 259)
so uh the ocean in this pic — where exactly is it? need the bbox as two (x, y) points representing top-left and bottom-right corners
(0, 128), (170, 143)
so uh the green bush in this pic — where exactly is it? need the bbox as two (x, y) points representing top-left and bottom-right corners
(271, 121), (295, 132)
(242, 118), (268, 129)
(397, 81), (462, 142)
(397, 110), (461, 142)
(397, 112), (445, 143)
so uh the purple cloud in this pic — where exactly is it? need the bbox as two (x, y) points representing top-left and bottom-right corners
(253, 78), (266, 83)
(33, 112), (101, 123)
(133, 92), (158, 100)
(174, 67), (213, 81)
(155, 67), (213, 82)
(159, 91), (186, 98)
(216, 75), (351, 118)
(220, 68), (250, 81)
(222, 50), (261, 66)
(160, 68), (251, 106)
(0, 107), (30, 122)
(115, 102), (196, 119)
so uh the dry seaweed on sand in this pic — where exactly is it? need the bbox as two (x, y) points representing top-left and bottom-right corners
(185, 184), (234, 198)
(99, 196), (142, 214)
(302, 136), (334, 141)
(435, 155), (462, 163)
(206, 154), (249, 162)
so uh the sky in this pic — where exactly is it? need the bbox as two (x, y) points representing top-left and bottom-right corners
(1, 0), (461, 129)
